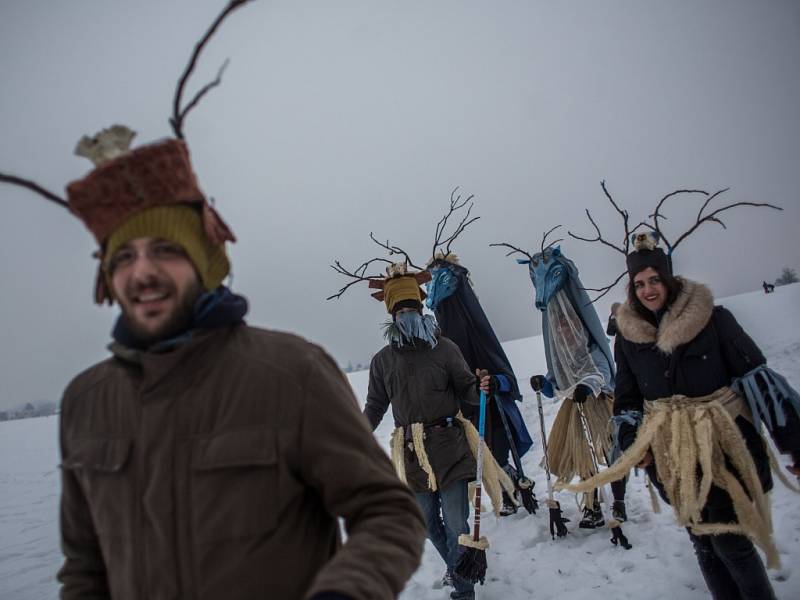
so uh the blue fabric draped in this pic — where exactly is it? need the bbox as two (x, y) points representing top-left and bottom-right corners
(430, 263), (534, 457)
(609, 410), (643, 464)
(731, 365), (800, 434)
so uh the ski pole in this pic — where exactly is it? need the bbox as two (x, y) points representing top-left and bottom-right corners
(536, 390), (555, 503)
(493, 393), (537, 514)
(474, 389), (486, 541)
(455, 390), (489, 584)
(576, 402), (631, 549)
(533, 383), (569, 538)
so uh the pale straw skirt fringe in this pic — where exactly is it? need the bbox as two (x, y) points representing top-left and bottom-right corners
(556, 387), (782, 568)
(390, 413), (517, 516)
(545, 394), (614, 506)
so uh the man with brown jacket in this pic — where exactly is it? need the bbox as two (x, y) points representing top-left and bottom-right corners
(55, 128), (426, 600)
(363, 267), (509, 600)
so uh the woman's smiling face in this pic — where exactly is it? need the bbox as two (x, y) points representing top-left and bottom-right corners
(633, 267), (667, 313)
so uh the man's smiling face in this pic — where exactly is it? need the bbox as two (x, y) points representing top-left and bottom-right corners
(109, 237), (202, 344)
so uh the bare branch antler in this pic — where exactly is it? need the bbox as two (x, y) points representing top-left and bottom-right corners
(326, 257), (392, 300)
(369, 232), (423, 271)
(645, 188), (708, 249)
(580, 270), (629, 303)
(431, 186), (480, 261)
(566, 180), (644, 303)
(568, 180), (632, 255)
(0, 172), (69, 209)
(170, 0), (253, 140)
(540, 224), (564, 255)
(489, 224), (563, 263)
(649, 188), (782, 253)
(569, 182), (784, 304)
(489, 241), (533, 261)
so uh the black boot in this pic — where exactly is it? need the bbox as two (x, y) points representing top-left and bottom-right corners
(438, 569), (453, 588)
(579, 503), (604, 529)
(499, 490), (518, 516)
(612, 500), (627, 522)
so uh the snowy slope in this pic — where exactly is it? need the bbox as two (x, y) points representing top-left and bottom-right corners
(356, 283), (800, 600)
(1, 284), (798, 599)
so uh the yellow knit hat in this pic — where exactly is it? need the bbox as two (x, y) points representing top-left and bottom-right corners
(104, 204), (230, 293)
(382, 276), (423, 314)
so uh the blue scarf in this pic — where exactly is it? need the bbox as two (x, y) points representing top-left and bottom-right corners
(112, 286), (248, 351)
(383, 312), (439, 349)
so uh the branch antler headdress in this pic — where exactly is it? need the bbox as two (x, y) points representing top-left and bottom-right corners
(428, 186), (480, 265)
(635, 187), (782, 256)
(490, 224), (564, 265)
(2, 0), (253, 210)
(327, 233), (429, 302)
(1, 1), (255, 303)
(569, 181), (783, 303)
(327, 187), (480, 306)
(566, 180), (638, 303)
(170, 0), (254, 140)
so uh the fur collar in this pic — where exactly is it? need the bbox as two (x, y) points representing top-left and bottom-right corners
(615, 277), (714, 354)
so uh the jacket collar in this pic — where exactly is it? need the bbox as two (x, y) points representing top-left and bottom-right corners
(111, 286), (247, 352)
(615, 277), (714, 354)
(110, 327), (228, 394)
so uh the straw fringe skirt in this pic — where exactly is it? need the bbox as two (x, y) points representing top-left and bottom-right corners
(390, 414), (517, 516)
(557, 387), (781, 568)
(546, 393), (614, 486)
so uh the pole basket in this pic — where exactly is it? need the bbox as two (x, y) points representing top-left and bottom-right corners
(455, 534), (489, 584)
(517, 477), (538, 514)
(547, 499), (569, 539)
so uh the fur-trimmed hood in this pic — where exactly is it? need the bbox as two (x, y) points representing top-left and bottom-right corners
(615, 277), (714, 354)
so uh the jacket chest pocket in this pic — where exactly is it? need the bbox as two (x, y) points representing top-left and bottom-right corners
(191, 428), (278, 544)
(421, 365), (449, 393)
(62, 437), (134, 537)
(680, 336), (726, 391)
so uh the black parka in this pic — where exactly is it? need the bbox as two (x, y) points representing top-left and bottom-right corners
(614, 279), (800, 501)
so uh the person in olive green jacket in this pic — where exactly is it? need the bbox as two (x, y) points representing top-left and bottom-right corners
(54, 128), (426, 600)
(364, 268), (482, 600)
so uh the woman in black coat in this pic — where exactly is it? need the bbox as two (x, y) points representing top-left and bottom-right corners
(613, 244), (800, 600)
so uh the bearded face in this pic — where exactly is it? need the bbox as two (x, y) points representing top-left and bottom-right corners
(109, 237), (203, 344)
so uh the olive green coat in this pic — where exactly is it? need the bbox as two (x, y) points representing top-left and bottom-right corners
(58, 325), (426, 600)
(364, 337), (479, 492)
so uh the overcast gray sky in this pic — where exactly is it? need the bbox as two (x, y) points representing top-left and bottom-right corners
(1, 0), (799, 410)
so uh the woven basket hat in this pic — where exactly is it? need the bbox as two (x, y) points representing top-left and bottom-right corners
(66, 126), (236, 303)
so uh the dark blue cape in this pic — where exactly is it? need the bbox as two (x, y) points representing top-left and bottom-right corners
(432, 265), (533, 456)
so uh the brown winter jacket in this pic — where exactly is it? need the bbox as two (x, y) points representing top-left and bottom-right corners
(364, 336), (479, 493)
(57, 325), (426, 600)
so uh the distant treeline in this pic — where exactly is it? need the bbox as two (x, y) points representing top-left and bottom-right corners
(0, 400), (58, 422)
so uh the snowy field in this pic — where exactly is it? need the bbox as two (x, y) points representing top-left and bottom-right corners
(1, 283), (798, 599)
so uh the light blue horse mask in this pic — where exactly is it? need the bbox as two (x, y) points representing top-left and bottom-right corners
(516, 246), (568, 311)
(425, 263), (460, 312)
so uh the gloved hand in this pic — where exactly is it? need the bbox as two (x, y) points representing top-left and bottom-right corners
(530, 375), (547, 392)
(572, 384), (592, 404)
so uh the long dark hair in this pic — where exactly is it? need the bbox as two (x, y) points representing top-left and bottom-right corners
(626, 265), (683, 324)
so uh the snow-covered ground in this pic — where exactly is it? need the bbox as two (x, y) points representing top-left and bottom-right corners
(1, 283), (798, 599)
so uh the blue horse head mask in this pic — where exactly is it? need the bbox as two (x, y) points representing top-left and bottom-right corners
(425, 260), (462, 312)
(517, 246), (568, 311)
